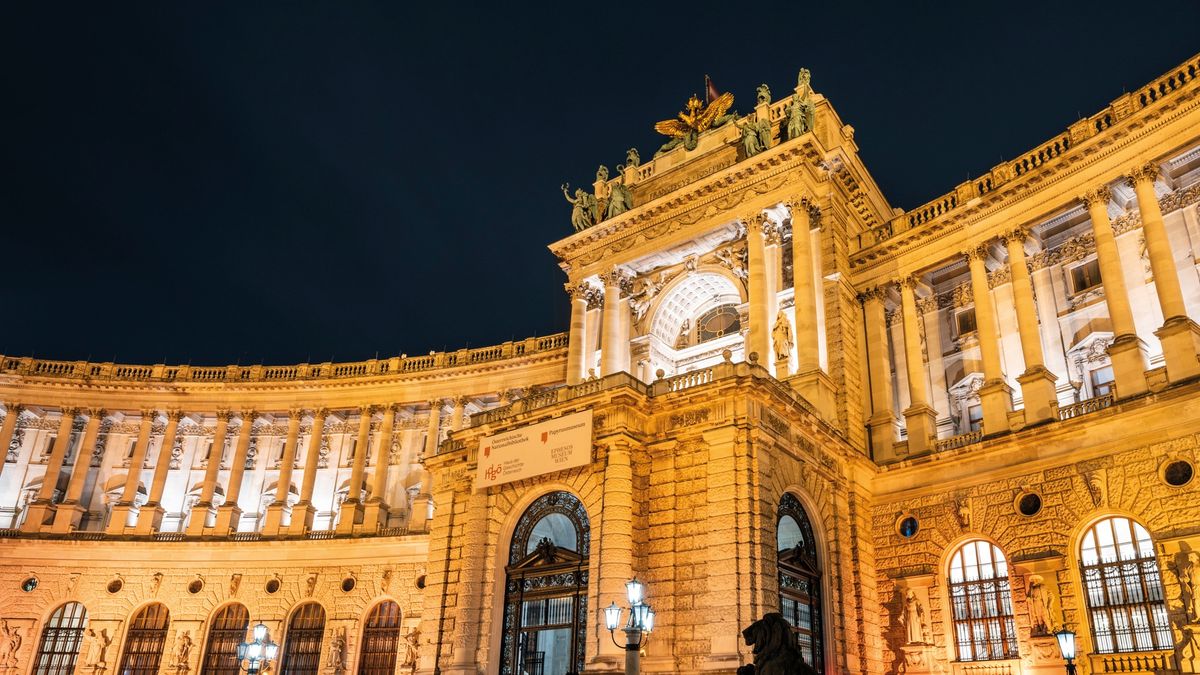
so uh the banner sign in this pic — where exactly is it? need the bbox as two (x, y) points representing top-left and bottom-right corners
(474, 410), (594, 490)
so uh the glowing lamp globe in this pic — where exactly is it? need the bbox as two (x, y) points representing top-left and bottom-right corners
(253, 622), (269, 641)
(264, 642), (279, 660)
(1054, 628), (1076, 661)
(643, 605), (656, 633)
(626, 577), (645, 606)
(603, 602), (623, 631)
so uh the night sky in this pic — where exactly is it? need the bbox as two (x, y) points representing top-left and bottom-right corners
(5, 3), (1199, 366)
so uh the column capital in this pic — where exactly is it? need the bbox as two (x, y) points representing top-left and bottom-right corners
(599, 267), (631, 288)
(1000, 227), (1029, 245)
(139, 409), (158, 423)
(963, 243), (990, 262)
(84, 407), (106, 420)
(3, 402), (23, 415)
(454, 396), (470, 408)
(215, 409), (234, 422)
(311, 407), (329, 419)
(895, 274), (920, 291)
(378, 402), (398, 416)
(1127, 162), (1160, 186)
(427, 399), (447, 411)
(60, 406), (82, 418)
(1079, 186), (1112, 208)
(358, 404), (378, 417)
(287, 407), (304, 421)
(239, 410), (258, 425)
(164, 409), (184, 422)
(857, 285), (887, 304)
(740, 211), (769, 232)
(565, 281), (591, 301)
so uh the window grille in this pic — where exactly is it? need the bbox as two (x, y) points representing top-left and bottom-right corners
(200, 604), (249, 675)
(117, 603), (171, 675)
(358, 601), (402, 675)
(777, 492), (823, 673)
(948, 540), (1018, 661)
(32, 602), (88, 675)
(280, 603), (326, 675)
(1079, 516), (1172, 653)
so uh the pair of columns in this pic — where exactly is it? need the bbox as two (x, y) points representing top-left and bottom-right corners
(565, 274), (628, 384)
(1083, 165), (1200, 391)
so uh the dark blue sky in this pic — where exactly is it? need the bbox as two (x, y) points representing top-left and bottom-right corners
(4, 2), (1198, 365)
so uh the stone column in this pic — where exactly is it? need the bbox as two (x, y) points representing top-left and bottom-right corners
(1004, 230), (1058, 424)
(450, 397), (467, 431)
(862, 288), (898, 461)
(22, 408), (80, 532)
(407, 401), (440, 531)
(919, 297), (953, 435)
(600, 269), (629, 376)
(966, 246), (1013, 435)
(215, 411), (254, 534)
(1029, 255), (1073, 402)
(52, 408), (105, 532)
(1082, 187), (1149, 397)
(746, 212), (771, 365)
(107, 411), (154, 534)
(445, 485), (490, 674)
(185, 410), (231, 535)
(566, 283), (589, 385)
(363, 404), (397, 532)
(0, 403), (21, 483)
(137, 409), (182, 534)
(791, 199), (820, 371)
(338, 405), (374, 533)
(591, 441), (634, 667)
(1129, 163), (1200, 382)
(898, 277), (936, 453)
(290, 408), (327, 534)
(263, 409), (301, 535)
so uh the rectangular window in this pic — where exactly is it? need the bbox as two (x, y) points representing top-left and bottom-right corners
(968, 405), (983, 432)
(1091, 366), (1115, 397)
(956, 308), (977, 336)
(1070, 258), (1103, 294)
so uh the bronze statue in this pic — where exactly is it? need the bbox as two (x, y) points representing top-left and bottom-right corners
(737, 117), (772, 158)
(625, 147), (640, 168)
(606, 180), (633, 220)
(562, 184), (599, 231)
(757, 83), (772, 106)
(654, 89), (735, 156)
(784, 93), (814, 141)
(736, 613), (816, 675)
(596, 165), (609, 182)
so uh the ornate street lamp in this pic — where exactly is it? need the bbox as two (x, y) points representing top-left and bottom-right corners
(603, 577), (656, 675)
(1054, 628), (1077, 675)
(237, 622), (279, 675)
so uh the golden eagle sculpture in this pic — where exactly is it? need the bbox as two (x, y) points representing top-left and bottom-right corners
(653, 77), (736, 156)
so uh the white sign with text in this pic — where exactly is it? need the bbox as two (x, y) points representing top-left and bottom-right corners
(474, 410), (594, 490)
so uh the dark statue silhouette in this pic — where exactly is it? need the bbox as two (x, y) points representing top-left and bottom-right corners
(736, 613), (818, 675)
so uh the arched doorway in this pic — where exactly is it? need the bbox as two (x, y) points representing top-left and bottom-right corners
(501, 491), (590, 675)
(777, 492), (823, 672)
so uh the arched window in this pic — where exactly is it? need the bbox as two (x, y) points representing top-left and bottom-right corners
(1079, 516), (1172, 653)
(501, 491), (589, 675)
(32, 602), (88, 675)
(280, 603), (326, 675)
(200, 604), (249, 675)
(777, 492), (823, 673)
(948, 540), (1018, 661)
(118, 603), (171, 675)
(358, 601), (402, 675)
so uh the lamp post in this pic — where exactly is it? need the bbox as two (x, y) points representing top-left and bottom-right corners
(603, 577), (656, 675)
(237, 622), (279, 675)
(1054, 628), (1077, 675)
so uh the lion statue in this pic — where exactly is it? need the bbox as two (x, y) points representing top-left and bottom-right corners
(735, 612), (818, 675)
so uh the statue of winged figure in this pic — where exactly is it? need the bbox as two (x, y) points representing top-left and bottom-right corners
(562, 183), (599, 232)
(653, 90), (735, 156)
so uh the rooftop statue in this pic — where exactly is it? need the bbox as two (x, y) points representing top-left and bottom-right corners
(624, 147), (640, 169)
(562, 183), (599, 232)
(596, 165), (609, 182)
(606, 175), (633, 220)
(736, 116), (772, 158)
(784, 91), (815, 140)
(653, 82), (735, 157)
(757, 83), (771, 106)
(797, 67), (811, 93)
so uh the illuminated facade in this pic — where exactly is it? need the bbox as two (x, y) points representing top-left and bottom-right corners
(2, 52), (1200, 675)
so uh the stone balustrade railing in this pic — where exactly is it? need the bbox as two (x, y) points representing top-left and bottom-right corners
(0, 333), (568, 384)
(853, 51), (1200, 255)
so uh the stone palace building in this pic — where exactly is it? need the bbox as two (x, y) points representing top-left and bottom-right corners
(2, 51), (1200, 675)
